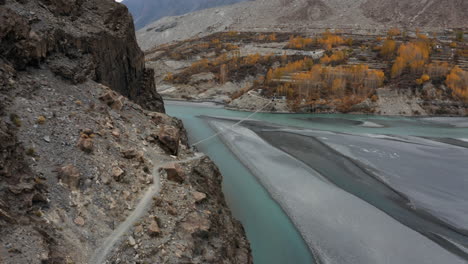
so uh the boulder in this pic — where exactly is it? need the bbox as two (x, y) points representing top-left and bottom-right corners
(167, 206), (178, 216)
(157, 125), (180, 155)
(74, 216), (85, 226)
(192, 191), (207, 203)
(147, 112), (173, 125)
(99, 91), (124, 111)
(111, 129), (120, 138)
(148, 219), (161, 236)
(161, 163), (185, 184)
(180, 212), (210, 234)
(58, 165), (81, 190)
(112, 167), (125, 180)
(128, 236), (136, 246)
(422, 82), (437, 98)
(77, 136), (93, 153)
(121, 149), (138, 159)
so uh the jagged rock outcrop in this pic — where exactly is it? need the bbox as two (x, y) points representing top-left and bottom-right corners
(0, 0), (164, 112)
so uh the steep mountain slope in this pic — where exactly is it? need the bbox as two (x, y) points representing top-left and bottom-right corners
(123, 0), (250, 30)
(0, 0), (251, 263)
(361, 0), (468, 28)
(137, 0), (468, 50)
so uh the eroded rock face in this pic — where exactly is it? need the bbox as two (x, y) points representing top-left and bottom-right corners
(157, 125), (181, 155)
(0, 0), (164, 112)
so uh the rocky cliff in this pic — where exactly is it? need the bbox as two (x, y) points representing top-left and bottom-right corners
(0, 0), (164, 112)
(0, 0), (251, 263)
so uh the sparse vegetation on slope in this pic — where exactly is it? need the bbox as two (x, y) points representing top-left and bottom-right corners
(146, 28), (467, 115)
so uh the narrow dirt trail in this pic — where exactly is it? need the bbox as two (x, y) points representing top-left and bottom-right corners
(89, 152), (205, 264)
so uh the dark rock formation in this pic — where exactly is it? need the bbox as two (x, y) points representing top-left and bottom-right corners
(0, 0), (164, 112)
(157, 124), (181, 155)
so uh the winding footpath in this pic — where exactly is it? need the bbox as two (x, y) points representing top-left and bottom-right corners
(89, 152), (205, 264)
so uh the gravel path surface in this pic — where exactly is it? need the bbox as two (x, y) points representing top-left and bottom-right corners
(89, 152), (205, 264)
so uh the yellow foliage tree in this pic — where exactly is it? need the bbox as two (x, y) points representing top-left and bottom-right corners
(421, 74), (430, 82)
(321, 51), (346, 65)
(164, 72), (174, 82)
(391, 57), (406, 78)
(446, 66), (468, 102)
(318, 31), (344, 50)
(268, 33), (277, 42)
(287, 36), (314, 49)
(380, 39), (397, 59)
(391, 41), (430, 77)
(243, 53), (261, 65)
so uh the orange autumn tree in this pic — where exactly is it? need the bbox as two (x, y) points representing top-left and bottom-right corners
(288, 64), (385, 99)
(380, 39), (397, 59)
(320, 50), (347, 65)
(391, 39), (431, 77)
(318, 31), (345, 50)
(415, 74), (430, 85)
(243, 53), (261, 65)
(266, 57), (314, 82)
(268, 33), (277, 42)
(446, 66), (468, 102)
(287, 36), (314, 49)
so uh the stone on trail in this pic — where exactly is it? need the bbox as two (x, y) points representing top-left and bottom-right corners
(128, 236), (136, 246)
(161, 163), (185, 184)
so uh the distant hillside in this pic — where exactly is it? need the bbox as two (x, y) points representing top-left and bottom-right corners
(137, 0), (468, 50)
(361, 0), (468, 28)
(122, 0), (250, 29)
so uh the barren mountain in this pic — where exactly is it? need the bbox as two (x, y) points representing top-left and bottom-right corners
(361, 0), (468, 29)
(123, 0), (250, 29)
(137, 0), (468, 50)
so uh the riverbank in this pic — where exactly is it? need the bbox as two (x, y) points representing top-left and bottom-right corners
(165, 98), (468, 119)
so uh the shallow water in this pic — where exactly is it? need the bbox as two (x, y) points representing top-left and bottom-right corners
(165, 101), (468, 263)
(166, 102), (314, 264)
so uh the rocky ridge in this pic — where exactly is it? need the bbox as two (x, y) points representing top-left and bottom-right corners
(0, 0), (251, 263)
(137, 0), (468, 50)
(123, 0), (249, 30)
